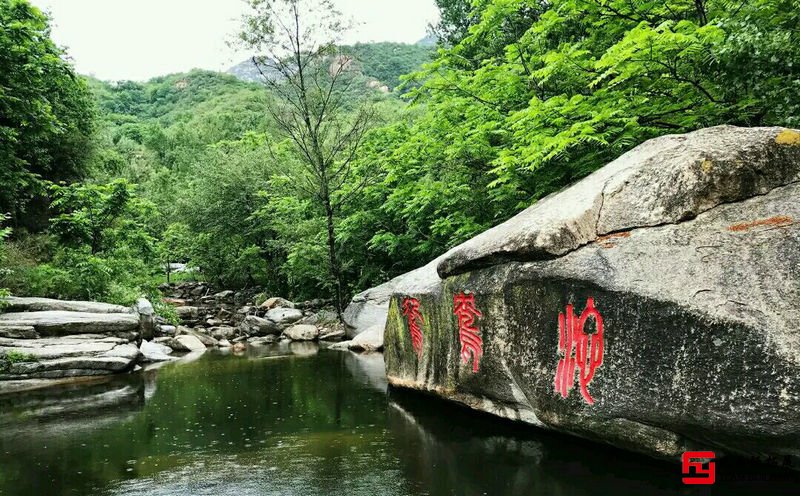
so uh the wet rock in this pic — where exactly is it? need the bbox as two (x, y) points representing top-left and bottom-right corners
(320, 328), (346, 341)
(0, 336), (141, 379)
(248, 335), (277, 346)
(327, 340), (352, 350)
(238, 315), (281, 336)
(165, 335), (206, 352)
(0, 311), (140, 336)
(218, 339), (231, 348)
(265, 307), (303, 327)
(384, 125), (800, 468)
(282, 324), (319, 341)
(176, 327), (218, 347)
(348, 325), (384, 352)
(140, 340), (175, 362)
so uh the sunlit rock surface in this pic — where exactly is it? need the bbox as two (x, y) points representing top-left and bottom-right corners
(384, 126), (800, 467)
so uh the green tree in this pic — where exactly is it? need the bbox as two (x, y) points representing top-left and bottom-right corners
(240, 0), (379, 317)
(0, 0), (95, 228)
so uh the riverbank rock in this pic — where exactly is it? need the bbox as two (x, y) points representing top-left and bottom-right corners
(0, 311), (140, 336)
(384, 126), (800, 468)
(140, 340), (175, 362)
(265, 308), (303, 326)
(260, 297), (294, 310)
(0, 298), (149, 386)
(165, 335), (206, 353)
(238, 315), (280, 336)
(282, 324), (319, 341)
(343, 257), (443, 338)
(348, 325), (384, 352)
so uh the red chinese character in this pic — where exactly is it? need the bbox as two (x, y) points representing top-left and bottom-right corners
(401, 297), (425, 358)
(682, 451), (716, 485)
(453, 292), (483, 373)
(554, 297), (604, 405)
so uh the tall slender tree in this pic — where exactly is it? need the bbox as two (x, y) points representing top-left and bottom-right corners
(239, 0), (376, 319)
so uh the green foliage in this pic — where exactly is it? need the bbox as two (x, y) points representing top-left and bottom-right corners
(0, 0), (95, 227)
(0, 350), (37, 372)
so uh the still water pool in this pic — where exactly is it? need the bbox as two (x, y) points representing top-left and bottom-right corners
(0, 345), (797, 495)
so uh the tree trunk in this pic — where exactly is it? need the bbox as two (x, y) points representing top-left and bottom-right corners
(323, 197), (344, 322)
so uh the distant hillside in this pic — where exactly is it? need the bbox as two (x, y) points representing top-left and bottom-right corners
(228, 41), (433, 90)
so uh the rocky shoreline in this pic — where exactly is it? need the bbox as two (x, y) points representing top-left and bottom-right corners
(0, 283), (384, 394)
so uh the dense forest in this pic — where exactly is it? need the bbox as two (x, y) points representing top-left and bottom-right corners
(1, 0), (799, 315)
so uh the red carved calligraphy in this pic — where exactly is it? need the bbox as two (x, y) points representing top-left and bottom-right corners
(453, 292), (483, 373)
(401, 297), (425, 358)
(554, 297), (604, 405)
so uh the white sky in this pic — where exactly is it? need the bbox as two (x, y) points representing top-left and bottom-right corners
(30, 0), (439, 81)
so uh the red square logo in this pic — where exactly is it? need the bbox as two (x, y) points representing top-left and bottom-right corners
(682, 451), (716, 485)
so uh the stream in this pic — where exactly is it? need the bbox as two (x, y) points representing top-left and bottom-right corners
(0, 345), (797, 495)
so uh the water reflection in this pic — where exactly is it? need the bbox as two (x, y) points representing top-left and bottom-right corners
(0, 349), (796, 496)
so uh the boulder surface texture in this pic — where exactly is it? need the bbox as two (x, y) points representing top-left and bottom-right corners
(1, 297), (144, 386)
(383, 126), (800, 467)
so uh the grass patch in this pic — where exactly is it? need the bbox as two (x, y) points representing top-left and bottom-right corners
(0, 350), (38, 373)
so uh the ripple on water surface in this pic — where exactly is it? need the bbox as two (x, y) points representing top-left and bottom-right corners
(0, 346), (798, 496)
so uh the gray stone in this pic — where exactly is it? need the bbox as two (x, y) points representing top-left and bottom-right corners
(135, 298), (155, 340)
(260, 296), (295, 310)
(140, 340), (175, 362)
(437, 126), (800, 278)
(0, 336), (140, 379)
(238, 315), (281, 336)
(348, 324), (384, 352)
(319, 328), (346, 341)
(265, 307), (303, 326)
(342, 256), (443, 338)
(157, 324), (176, 336)
(248, 335), (277, 346)
(218, 339), (232, 348)
(176, 327), (218, 347)
(0, 296), (132, 314)
(165, 335), (207, 352)
(175, 306), (199, 320)
(0, 326), (38, 339)
(209, 326), (237, 340)
(0, 311), (140, 336)
(282, 324), (319, 341)
(384, 126), (800, 468)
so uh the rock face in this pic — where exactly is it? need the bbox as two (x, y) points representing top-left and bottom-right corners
(343, 256), (443, 338)
(282, 324), (319, 341)
(0, 311), (140, 336)
(348, 325), (384, 352)
(0, 297), (145, 386)
(384, 126), (800, 467)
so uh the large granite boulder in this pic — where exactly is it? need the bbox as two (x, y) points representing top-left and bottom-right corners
(0, 297), (132, 314)
(384, 126), (800, 467)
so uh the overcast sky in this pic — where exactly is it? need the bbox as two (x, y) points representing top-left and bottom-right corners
(30, 0), (439, 81)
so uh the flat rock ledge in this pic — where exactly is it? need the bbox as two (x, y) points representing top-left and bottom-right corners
(1, 297), (146, 391)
